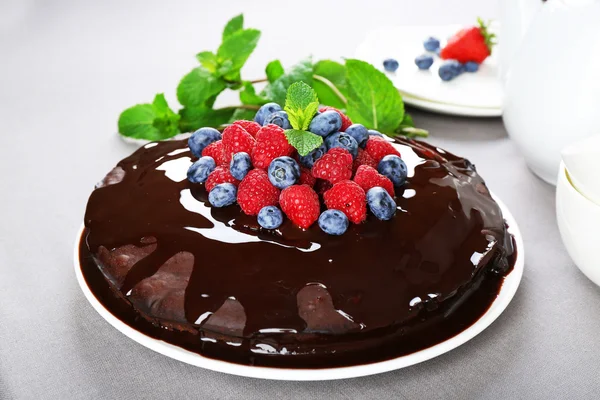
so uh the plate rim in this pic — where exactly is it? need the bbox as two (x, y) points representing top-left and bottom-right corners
(402, 95), (502, 117)
(73, 193), (524, 381)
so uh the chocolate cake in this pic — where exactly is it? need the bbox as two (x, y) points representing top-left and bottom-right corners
(80, 136), (515, 368)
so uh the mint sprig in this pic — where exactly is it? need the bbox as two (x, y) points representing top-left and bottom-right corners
(118, 94), (180, 141)
(281, 82), (322, 156)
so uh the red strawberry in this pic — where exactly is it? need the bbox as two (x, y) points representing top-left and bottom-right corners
(205, 166), (240, 192)
(319, 106), (352, 131)
(251, 124), (295, 169)
(440, 18), (496, 64)
(280, 185), (320, 229)
(323, 180), (367, 224)
(352, 148), (378, 173)
(202, 140), (228, 165)
(365, 136), (401, 164)
(233, 120), (261, 138)
(353, 165), (395, 197)
(315, 179), (333, 196)
(312, 148), (353, 184)
(237, 169), (280, 215)
(299, 167), (316, 188)
(222, 124), (256, 161)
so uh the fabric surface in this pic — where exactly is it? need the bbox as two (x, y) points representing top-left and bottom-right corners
(2, 1), (600, 399)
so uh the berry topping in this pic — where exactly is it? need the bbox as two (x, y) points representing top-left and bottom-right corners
(257, 206), (284, 229)
(205, 166), (240, 192)
(353, 165), (395, 197)
(352, 148), (378, 173)
(325, 132), (359, 158)
(251, 124), (294, 169)
(298, 143), (327, 168)
(188, 127), (221, 157)
(279, 185), (320, 229)
(268, 156), (300, 189)
(464, 61), (479, 73)
(312, 148), (353, 184)
(323, 180), (367, 224)
(233, 120), (261, 137)
(208, 183), (237, 208)
(438, 60), (464, 81)
(415, 54), (434, 70)
(222, 124), (256, 161)
(237, 169), (280, 216)
(229, 152), (252, 180)
(308, 110), (342, 137)
(366, 187), (397, 221)
(344, 124), (369, 148)
(440, 18), (496, 64)
(378, 155), (408, 186)
(299, 167), (316, 188)
(318, 209), (349, 236)
(423, 36), (441, 52)
(202, 140), (228, 165)
(264, 111), (292, 129)
(254, 102), (282, 125)
(365, 136), (401, 164)
(319, 107), (352, 131)
(187, 156), (216, 183)
(383, 58), (399, 72)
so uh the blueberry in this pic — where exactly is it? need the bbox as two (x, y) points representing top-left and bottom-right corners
(230, 152), (252, 180)
(423, 37), (440, 52)
(188, 127), (221, 157)
(367, 187), (397, 221)
(325, 132), (358, 158)
(377, 155), (408, 186)
(383, 58), (399, 72)
(464, 61), (479, 73)
(264, 110), (292, 129)
(299, 143), (327, 168)
(318, 209), (349, 236)
(254, 102), (282, 125)
(438, 60), (464, 81)
(267, 156), (300, 189)
(415, 54), (434, 70)
(208, 183), (237, 207)
(187, 156), (216, 183)
(308, 110), (342, 137)
(257, 206), (283, 229)
(344, 124), (369, 148)
(368, 129), (384, 138)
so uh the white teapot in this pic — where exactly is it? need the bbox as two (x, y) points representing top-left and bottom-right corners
(501, 0), (600, 185)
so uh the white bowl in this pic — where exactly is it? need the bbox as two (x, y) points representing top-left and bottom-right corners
(556, 162), (600, 287)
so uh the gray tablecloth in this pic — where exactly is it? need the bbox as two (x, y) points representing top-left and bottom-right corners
(2, 1), (600, 399)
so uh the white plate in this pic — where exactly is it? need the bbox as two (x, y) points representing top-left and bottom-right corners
(401, 93), (502, 117)
(355, 25), (503, 115)
(74, 195), (523, 381)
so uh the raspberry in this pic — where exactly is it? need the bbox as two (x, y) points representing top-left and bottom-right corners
(312, 148), (353, 184)
(280, 185), (320, 229)
(299, 167), (316, 188)
(319, 106), (352, 131)
(237, 169), (280, 215)
(202, 140), (228, 165)
(315, 179), (333, 196)
(352, 148), (378, 173)
(251, 124), (294, 169)
(222, 124), (256, 161)
(365, 136), (401, 164)
(233, 120), (261, 138)
(323, 180), (367, 224)
(353, 165), (395, 197)
(205, 166), (240, 192)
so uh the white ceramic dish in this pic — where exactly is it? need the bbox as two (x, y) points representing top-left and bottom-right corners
(556, 162), (600, 287)
(73, 195), (523, 381)
(400, 93), (502, 118)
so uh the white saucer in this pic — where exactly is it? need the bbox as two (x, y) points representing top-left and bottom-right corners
(355, 25), (503, 117)
(73, 194), (523, 381)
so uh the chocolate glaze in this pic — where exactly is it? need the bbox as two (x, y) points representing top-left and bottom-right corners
(80, 137), (515, 368)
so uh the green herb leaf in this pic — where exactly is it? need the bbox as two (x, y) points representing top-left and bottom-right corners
(196, 51), (219, 74)
(398, 113), (414, 129)
(177, 67), (226, 107)
(118, 94), (180, 140)
(345, 59), (404, 134)
(302, 101), (319, 130)
(284, 129), (323, 156)
(178, 106), (236, 132)
(239, 81), (269, 106)
(313, 60), (348, 109)
(265, 60), (285, 83)
(229, 108), (257, 122)
(262, 58), (313, 106)
(216, 28), (261, 80)
(223, 14), (244, 40)
(283, 82), (319, 131)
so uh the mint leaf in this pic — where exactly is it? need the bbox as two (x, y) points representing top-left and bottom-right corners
(196, 51), (219, 74)
(284, 129), (323, 156)
(262, 58), (313, 106)
(398, 113), (414, 129)
(285, 81), (318, 111)
(240, 81), (269, 106)
(313, 60), (348, 109)
(302, 101), (319, 130)
(179, 106), (236, 132)
(345, 59), (404, 133)
(177, 67), (226, 107)
(118, 94), (180, 140)
(266, 60), (284, 83)
(217, 28), (260, 80)
(229, 108), (257, 122)
(223, 14), (243, 40)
